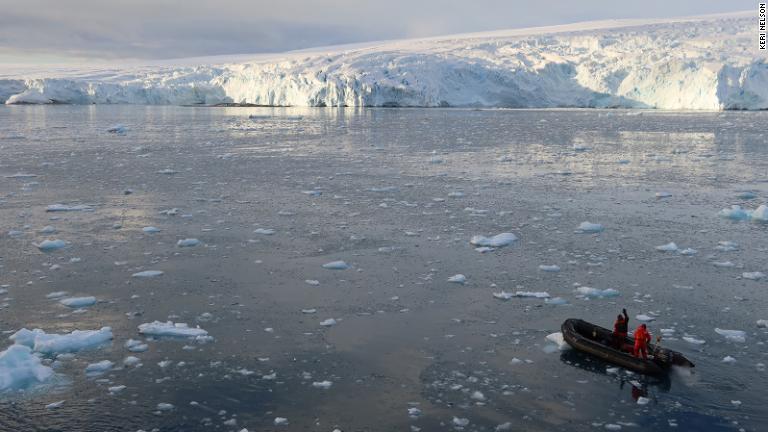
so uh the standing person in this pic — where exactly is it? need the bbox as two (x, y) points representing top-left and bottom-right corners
(613, 308), (629, 349)
(633, 323), (652, 359)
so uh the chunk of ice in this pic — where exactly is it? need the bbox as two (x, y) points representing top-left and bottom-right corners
(577, 222), (604, 233)
(322, 261), (349, 270)
(715, 328), (746, 343)
(10, 327), (113, 355)
(0, 345), (54, 391)
(132, 270), (164, 278)
(469, 233), (517, 248)
(447, 274), (466, 284)
(36, 239), (66, 252)
(60, 297), (96, 308)
(138, 321), (209, 339)
(176, 238), (200, 247)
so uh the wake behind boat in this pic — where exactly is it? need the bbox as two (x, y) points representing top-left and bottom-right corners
(561, 318), (695, 376)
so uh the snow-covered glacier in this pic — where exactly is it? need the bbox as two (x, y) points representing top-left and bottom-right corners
(2, 13), (767, 109)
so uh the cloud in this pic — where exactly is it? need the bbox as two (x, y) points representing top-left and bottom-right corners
(0, 0), (754, 63)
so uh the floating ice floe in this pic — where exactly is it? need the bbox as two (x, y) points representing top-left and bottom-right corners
(655, 192), (672, 198)
(742, 272), (765, 281)
(157, 403), (174, 411)
(493, 290), (549, 300)
(757, 320), (768, 328)
(142, 226), (161, 233)
(655, 242), (678, 252)
(138, 321), (209, 340)
(176, 238), (200, 247)
(125, 339), (148, 352)
(718, 205), (768, 222)
(715, 328), (746, 343)
(683, 336), (706, 345)
(538, 265), (560, 272)
(4, 173), (38, 179)
(0, 345), (54, 391)
(312, 380), (333, 389)
(722, 356), (737, 364)
(59, 297), (96, 308)
(10, 327), (113, 355)
(447, 274), (467, 284)
(157, 169), (178, 175)
(107, 125), (126, 134)
(577, 222), (604, 233)
(545, 297), (568, 305)
(322, 261), (349, 270)
(39, 226), (56, 234)
(46, 291), (68, 299)
(470, 233), (517, 248)
(85, 360), (114, 375)
(636, 314), (655, 322)
(715, 241), (739, 252)
(36, 239), (66, 252)
(545, 332), (570, 351)
(131, 270), (164, 278)
(253, 228), (276, 235)
(574, 287), (619, 299)
(319, 318), (337, 327)
(46, 204), (94, 212)
(274, 417), (289, 425)
(679, 248), (698, 256)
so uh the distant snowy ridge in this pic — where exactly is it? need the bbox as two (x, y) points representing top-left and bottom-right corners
(1, 13), (767, 110)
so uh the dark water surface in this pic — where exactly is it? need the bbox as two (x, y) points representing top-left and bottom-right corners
(0, 106), (767, 431)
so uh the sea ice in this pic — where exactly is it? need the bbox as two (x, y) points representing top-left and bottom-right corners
(715, 328), (746, 343)
(447, 274), (466, 284)
(85, 360), (114, 374)
(177, 238), (200, 247)
(743, 272), (765, 280)
(545, 332), (570, 351)
(538, 265), (560, 272)
(0, 345), (54, 391)
(36, 239), (66, 252)
(253, 228), (276, 235)
(683, 336), (706, 345)
(469, 233), (517, 248)
(577, 222), (604, 233)
(319, 318), (337, 327)
(131, 270), (164, 278)
(574, 287), (619, 299)
(322, 261), (349, 270)
(312, 380), (333, 389)
(138, 321), (209, 339)
(655, 242), (678, 252)
(10, 327), (113, 355)
(60, 297), (96, 308)
(142, 226), (161, 233)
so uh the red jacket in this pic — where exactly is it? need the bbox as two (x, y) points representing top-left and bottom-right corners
(634, 326), (651, 346)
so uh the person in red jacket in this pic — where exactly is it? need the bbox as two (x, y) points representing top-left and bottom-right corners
(633, 324), (652, 359)
(613, 308), (629, 349)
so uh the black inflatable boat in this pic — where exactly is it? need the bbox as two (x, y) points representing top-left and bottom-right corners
(561, 318), (694, 376)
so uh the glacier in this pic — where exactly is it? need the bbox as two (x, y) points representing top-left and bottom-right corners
(1, 12), (766, 110)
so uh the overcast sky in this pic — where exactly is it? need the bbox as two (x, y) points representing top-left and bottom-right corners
(0, 0), (754, 64)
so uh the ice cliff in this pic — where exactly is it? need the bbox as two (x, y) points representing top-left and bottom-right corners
(1, 13), (766, 110)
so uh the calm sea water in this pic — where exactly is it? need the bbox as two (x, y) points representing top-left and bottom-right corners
(0, 106), (767, 431)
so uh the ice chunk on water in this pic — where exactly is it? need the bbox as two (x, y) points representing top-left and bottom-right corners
(322, 261), (349, 270)
(574, 287), (619, 299)
(757, 320), (768, 328)
(636, 314), (655, 322)
(447, 274), (466, 284)
(718, 205), (750, 220)
(493, 291), (549, 300)
(85, 360), (114, 375)
(254, 228), (276, 235)
(142, 226), (161, 233)
(750, 205), (768, 222)
(312, 380), (332, 389)
(10, 327), (113, 355)
(60, 296), (96, 308)
(138, 321), (209, 339)
(36, 239), (66, 252)
(0, 345), (54, 391)
(655, 242), (678, 252)
(538, 265), (560, 272)
(470, 233), (517, 248)
(715, 328), (746, 343)
(132, 270), (164, 278)
(743, 272), (765, 280)
(177, 238), (200, 247)
(683, 336), (706, 345)
(577, 222), (604, 233)
(274, 417), (289, 425)
(545, 332), (570, 351)
(319, 318), (337, 327)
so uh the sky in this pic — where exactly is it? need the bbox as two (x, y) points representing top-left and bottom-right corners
(0, 0), (755, 64)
